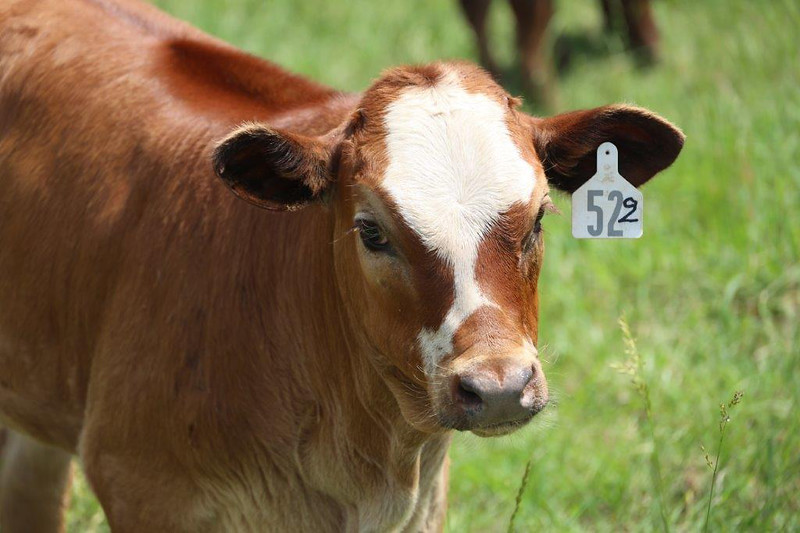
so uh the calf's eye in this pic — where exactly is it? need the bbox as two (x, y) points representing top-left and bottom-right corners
(533, 209), (545, 234)
(522, 207), (547, 256)
(355, 218), (391, 252)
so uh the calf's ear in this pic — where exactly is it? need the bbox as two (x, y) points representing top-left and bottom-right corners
(212, 124), (333, 211)
(530, 105), (685, 193)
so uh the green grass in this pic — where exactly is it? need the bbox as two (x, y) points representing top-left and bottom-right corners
(64, 0), (800, 530)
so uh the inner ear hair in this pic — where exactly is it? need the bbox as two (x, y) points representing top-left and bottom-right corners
(212, 123), (333, 211)
(532, 105), (685, 193)
(214, 125), (330, 189)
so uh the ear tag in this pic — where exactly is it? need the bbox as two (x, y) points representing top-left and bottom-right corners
(572, 142), (643, 239)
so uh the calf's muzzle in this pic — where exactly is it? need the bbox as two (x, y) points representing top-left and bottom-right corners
(450, 349), (548, 432)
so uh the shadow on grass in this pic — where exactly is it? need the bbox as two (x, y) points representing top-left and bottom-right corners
(490, 29), (658, 114)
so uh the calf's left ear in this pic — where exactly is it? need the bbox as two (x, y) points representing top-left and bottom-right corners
(530, 105), (685, 193)
(212, 124), (334, 211)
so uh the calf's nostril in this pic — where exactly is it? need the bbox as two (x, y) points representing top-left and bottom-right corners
(455, 376), (484, 410)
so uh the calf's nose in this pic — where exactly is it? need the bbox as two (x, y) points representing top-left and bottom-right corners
(455, 362), (544, 426)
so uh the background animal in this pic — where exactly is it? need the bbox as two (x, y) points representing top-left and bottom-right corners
(459, 0), (660, 106)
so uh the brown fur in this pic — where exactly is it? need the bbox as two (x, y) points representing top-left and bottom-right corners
(0, 1), (683, 530)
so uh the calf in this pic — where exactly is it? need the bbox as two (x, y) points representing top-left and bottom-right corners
(0, 0), (683, 530)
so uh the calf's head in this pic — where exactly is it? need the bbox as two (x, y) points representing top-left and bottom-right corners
(213, 63), (683, 436)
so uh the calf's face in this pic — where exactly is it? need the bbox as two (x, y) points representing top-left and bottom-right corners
(213, 63), (683, 436)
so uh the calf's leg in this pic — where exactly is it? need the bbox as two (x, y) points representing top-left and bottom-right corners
(0, 430), (73, 533)
(599, 0), (615, 33)
(459, 0), (500, 77)
(508, 0), (555, 107)
(80, 429), (215, 532)
(620, 0), (659, 63)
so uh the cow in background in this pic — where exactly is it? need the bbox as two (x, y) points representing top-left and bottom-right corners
(460, 0), (660, 106)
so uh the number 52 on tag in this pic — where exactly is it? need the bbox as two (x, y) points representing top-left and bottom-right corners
(572, 142), (643, 239)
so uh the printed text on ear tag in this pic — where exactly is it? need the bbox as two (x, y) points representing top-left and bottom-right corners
(572, 142), (643, 239)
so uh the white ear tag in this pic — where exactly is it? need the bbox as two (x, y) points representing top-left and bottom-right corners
(572, 142), (643, 239)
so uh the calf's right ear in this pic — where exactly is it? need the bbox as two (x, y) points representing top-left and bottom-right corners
(212, 124), (334, 211)
(530, 105), (685, 193)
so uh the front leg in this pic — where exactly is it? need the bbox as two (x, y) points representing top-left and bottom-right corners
(79, 409), (220, 533)
(80, 446), (210, 532)
(508, 0), (556, 108)
(0, 430), (73, 533)
(459, 0), (501, 78)
(404, 445), (450, 532)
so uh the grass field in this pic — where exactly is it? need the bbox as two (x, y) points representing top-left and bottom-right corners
(64, 0), (800, 530)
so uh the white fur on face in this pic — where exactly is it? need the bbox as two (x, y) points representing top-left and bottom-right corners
(380, 74), (537, 376)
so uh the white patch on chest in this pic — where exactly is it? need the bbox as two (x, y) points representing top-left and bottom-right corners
(381, 74), (536, 375)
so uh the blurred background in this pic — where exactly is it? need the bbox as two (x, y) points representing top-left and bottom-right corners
(68, 0), (799, 530)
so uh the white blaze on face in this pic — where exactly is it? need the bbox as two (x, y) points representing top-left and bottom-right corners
(381, 74), (537, 376)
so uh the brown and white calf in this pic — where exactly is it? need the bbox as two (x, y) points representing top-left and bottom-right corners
(0, 0), (683, 530)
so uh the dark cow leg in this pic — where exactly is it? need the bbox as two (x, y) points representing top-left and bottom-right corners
(599, 0), (616, 33)
(459, 0), (501, 78)
(508, 0), (555, 108)
(0, 430), (73, 533)
(620, 0), (659, 64)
